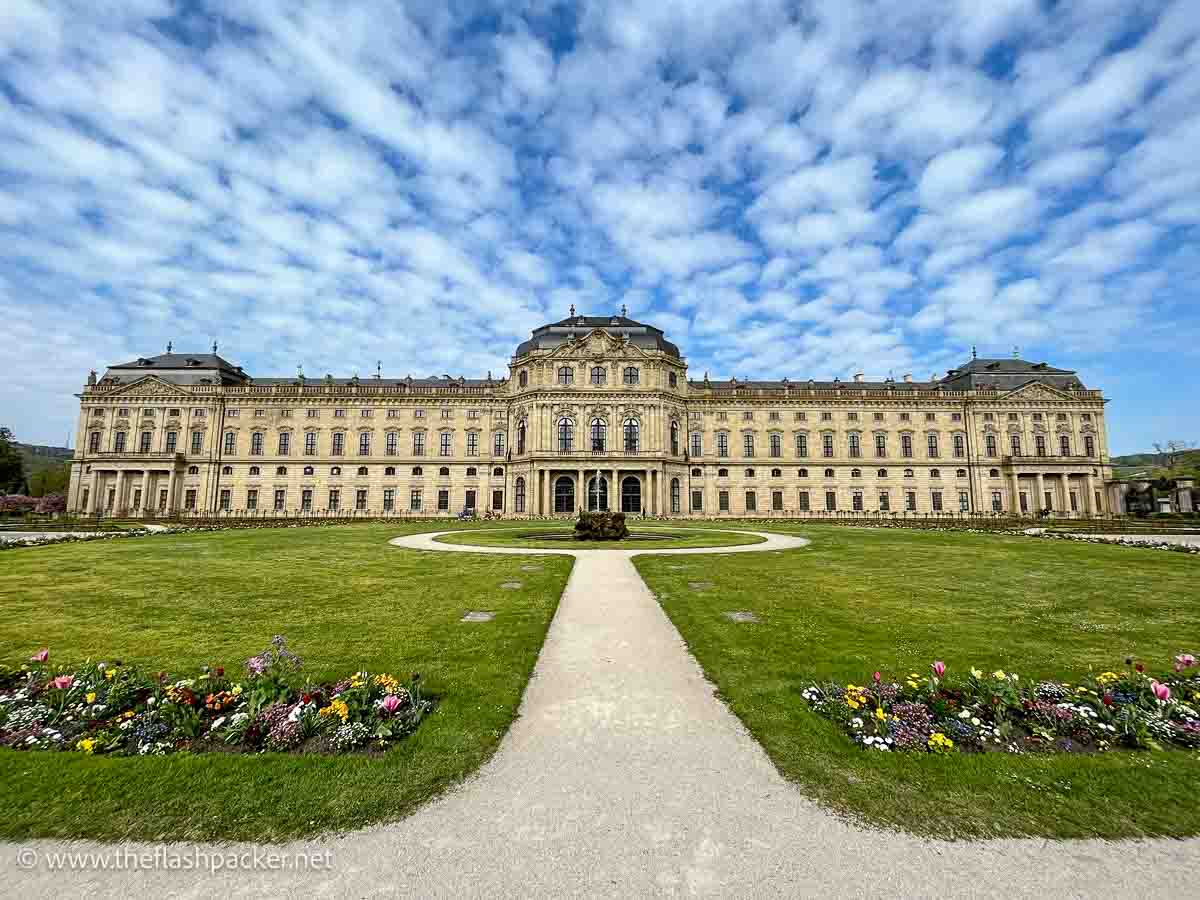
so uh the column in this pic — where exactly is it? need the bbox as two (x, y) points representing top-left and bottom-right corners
(577, 468), (583, 513)
(113, 471), (125, 515)
(648, 470), (655, 515)
(89, 469), (100, 514)
(166, 468), (177, 514)
(1035, 472), (1046, 513)
(1082, 472), (1093, 516)
(140, 471), (149, 515)
(1007, 471), (1020, 515)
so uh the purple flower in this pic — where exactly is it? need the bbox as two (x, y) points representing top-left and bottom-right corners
(931, 660), (946, 678)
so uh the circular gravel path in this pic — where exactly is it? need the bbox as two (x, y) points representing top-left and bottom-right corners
(6, 526), (1198, 898)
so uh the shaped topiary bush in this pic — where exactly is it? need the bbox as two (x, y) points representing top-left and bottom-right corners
(574, 511), (629, 540)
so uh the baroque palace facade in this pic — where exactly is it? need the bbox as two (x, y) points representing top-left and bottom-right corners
(67, 313), (1113, 519)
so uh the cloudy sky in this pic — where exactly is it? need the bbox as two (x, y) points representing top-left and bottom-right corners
(1, 0), (1197, 453)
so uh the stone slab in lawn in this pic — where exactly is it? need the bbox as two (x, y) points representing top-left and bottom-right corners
(689, 581), (715, 590)
(723, 610), (760, 623)
(500, 581), (523, 590)
(461, 611), (495, 622)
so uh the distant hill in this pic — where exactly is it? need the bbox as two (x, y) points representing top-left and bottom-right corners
(1111, 448), (1200, 482)
(15, 443), (73, 496)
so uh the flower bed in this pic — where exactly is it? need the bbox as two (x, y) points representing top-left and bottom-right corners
(801, 656), (1200, 754)
(0, 637), (431, 756)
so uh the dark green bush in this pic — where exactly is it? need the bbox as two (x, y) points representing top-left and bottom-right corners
(574, 511), (629, 540)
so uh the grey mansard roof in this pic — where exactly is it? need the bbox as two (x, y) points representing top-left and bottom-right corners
(101, 352), (250, 386)
(515, 315), (682, 358)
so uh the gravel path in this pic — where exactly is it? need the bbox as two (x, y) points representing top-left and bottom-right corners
(4, 527), (1198, 897)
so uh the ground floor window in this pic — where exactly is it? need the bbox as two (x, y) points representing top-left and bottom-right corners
(247, 489), (258, 510)
(158, 488), (167, 510)
(691, 489), (703, 511)
(302, 489), (312, 511)
(879, 491), (889, 511)
(772, 490), (783, 511)
(465, 489), (476, 510)
(991, 491), (1002, 512)
(1094, 490), (1102, 513)
(852, 491), (863, 511)
(514, 477), (525, 513)
(438, 489), (450, 512)
(81, 488), (90, 510)
(356, 489), (368, 511)
(620, 476), (640, 513)
(745, 491), (757, 512)
(931, 491), (943, 512)
(220, 489), (231, 511)
(184, 489), (196, 510)
(718, 490), (729, 512)
(1069, 490), (1078, 512)
(798, 490), (809, 511)
(328, 489), (339, 511)
(1020, 491), (1029, 513)
(383, 489), (395, 511)
(670, 478), (681, 514)
(905, 491), (916, 512)
(1044, 491), (1053, 511)
(274, 489), (285, 511)
(959, 491), (969, 512)
(588, 475), (608, 511)
(492, 489), (503, 511)
(825, 491), (836, 512)
(555, 476), (575, 513)
(410, 489), (422, 511)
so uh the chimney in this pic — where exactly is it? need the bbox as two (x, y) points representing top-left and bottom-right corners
(853, 372), (864, 383)
(903, 374), (912, 383)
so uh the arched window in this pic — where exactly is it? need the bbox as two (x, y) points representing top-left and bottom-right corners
(691, 467), (702, 476)
(222, 465), (233, 475)
(590, 366), (606, 385)
(824, 468), (835, 478)
(670, 420), (679, 456)
(985, 434), (998, 456)
(989, 468), (1000, 477)
(718, 468), (729, 477)
(249, 466), (261, 475)
(798, 468), (808, 477)
(554, 475), (575, 512)
(745, 468), (756, 477)
(587, 474), (609, 511)
(277, 466), (288, 476)
(623, 366), (639, 385)
(187, 465), (199, 474)
(878, 468), (888, 477)
(359, 432), (371, 455)
(771, 468), (782, 477)
(518, 370), (528, 388)
(590, 417), (606, 452)
(770, 433), (782, 457)
(904, 468), (914, 478)
(514, 477), (526, 512)
(411, 466), (423, 475)
(954, 434), (966, 458)
(670, 478), (681, 514)
(439, 466), (450, 476)
(930, 468), (941, 478)
(851, 468), (862, 478)
(330, 466), (342, 475)
(557, 416), (575, 452)
(620, 475), (641, 513)
(493, 467), (503, 476)
(250, 432), (264, 455)
(303, 466), (314, 475)
(557, 366), (573, 386)
(224, 431), (236, 454)
(848, 433), (861, 458)
(956, 468), (967, 478)
(516, 420), (527, 454)
(466, 467), (477, 476)
(357, 466), (368, 476)
(623, 418), (639, 452)
(669, 371), (678, 387)
(385, 466), (396, 476)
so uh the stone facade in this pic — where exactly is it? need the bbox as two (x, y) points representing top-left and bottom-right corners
(67, 316), (1113, 518)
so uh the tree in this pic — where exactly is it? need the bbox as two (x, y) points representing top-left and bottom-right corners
(1153, 440), (1199, 472)
(0, 427), (25, 495)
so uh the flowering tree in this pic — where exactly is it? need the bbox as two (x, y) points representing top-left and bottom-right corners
(35, 493), (67, 514)
(0, 494), (37, 514)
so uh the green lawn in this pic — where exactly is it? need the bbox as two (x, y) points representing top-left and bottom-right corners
(434, 525), (764, 550)
(0, 522), (572, 842)
(635, 524), (1200, 839)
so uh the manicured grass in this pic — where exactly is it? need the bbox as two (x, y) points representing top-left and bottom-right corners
(0, 522), (572, 842)
(434, 525), (764, 550)
(635, 524), (1200, 839)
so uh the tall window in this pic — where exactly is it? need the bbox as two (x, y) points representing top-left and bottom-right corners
(772, 490), (783, 511)
(467, 432), (479, 456)
(623, 366), (639, 385)
(798, 490), (810, 512)
(305, 432), (317, 455)
(89, 431), (101, 452)
(139, 431), (152, 453)
(166, 431), (178, 452)
(301, 489), (312, 511)
(1011, 434), (1022, 456)
(1084, 435), (1095, 457)
(590, 366), (606, 385)
(719, 490), (729, 512)
(927, 434), (939, 458)
(328, 489), (340, 511)
(383, 489), (395, 512)
(906, 491), (917, 511)
(410, 489), (422, 511)
(437, 489), (450, 512)
(493, 431), (505, 456)
(190, 431), (203, 453)
(386, 432), (398, 455)
(246, 489), (258, 510)
(558, 417), (575, 452)
(278, 433), (290, 455)
(717, 433), (729, 457)
(769, 433), (781, 458)
(852, 491), (863, 511)
(518, 370), (528, 388)
(670, 478), (680, 514)
(953, 434), (965, 458)
(985, 434), (997, 456)
(901, 434), (913, 458)
(224, 431), (236, 454)
(252, 432), (266, 455)
(745, 491), (757, 512)
(796, 434), (808, 457)
(1060, 435), (1071, 456)
(274, 489), (285, 512)
(875, 434), (886, 457)
(591, 418), (607, 452)
(822, 434), (834, 458)
(356, 489), (368, 511)
(413, 432), (426, 456)
(690, 432), (702, 457)
(825, 491), (837, 511)
(879, 491), (890, 511)
(623, 418), (639, 452)
(359, 433), (371, 455)
(1035, 435), (1047, 457)
(671, 421), (680, 456)
(440, 433), (452, 456)
(516, 420), (526, 454)
(332, 432), (345, 456)
(515, 477), (526, 513)
(744, 434), (755, 457)
(848, 433), (861, 458)
(931, 491), (943, 512)
(557, 366), (574, 385)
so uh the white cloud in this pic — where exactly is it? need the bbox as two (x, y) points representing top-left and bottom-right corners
(918, 143), (1004, 208)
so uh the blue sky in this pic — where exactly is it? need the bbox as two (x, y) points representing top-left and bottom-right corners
(1, 0), (1197, 454)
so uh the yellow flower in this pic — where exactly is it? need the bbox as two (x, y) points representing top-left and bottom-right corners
(104, 669), (115, 680)
(847, 699), (860, 710)
(85, 692), (97, 703)
(927, 732), (954, 753)
(373, 673), (401, 694)
(992, 670), (1006, 680)
(970, 668), (983, 679)
(231, 684), (242, 696)
(77, 738), (96, 754)
(122, 711), (135, 719)
(1097, 672), (1121, 686)
(875, 707), (886, 721)
(906, 680), (919, 689)
(319, 699), (350, 723)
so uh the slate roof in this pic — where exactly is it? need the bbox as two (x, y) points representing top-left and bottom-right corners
(938, 358), (1085, 391)
(100, 352), (250, 386)
(515, 314), (682, 358)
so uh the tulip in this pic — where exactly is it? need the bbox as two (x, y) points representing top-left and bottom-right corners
(30, 648), (49, 663)
(379, 695), (403, 715)
(931, 660), (946, 678)
(872, 671), (881, 683)
(51, 675), (74, 690)
(1174, 654), (1196, 673)
(1151, 681), (1171, 703)
(215, 667), (225, 678)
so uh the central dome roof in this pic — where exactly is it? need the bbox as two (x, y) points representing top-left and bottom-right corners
(514, 314), (681, 359)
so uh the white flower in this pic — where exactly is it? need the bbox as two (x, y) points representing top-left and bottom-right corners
(958, 709), (970, 719)
(971, 717), (981, 726)
(864, 736), (875, 745)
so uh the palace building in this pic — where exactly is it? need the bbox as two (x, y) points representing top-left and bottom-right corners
(67, 313), (1113, 519)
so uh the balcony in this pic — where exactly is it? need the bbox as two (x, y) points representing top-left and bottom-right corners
(83, 451), (186, 464)
(1003, 455), (1099, 465)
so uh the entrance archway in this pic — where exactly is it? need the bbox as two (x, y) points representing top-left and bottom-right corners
(554, 476), (575, 513)
(587, 475), (609, 511)
(621, 476), (641, 513)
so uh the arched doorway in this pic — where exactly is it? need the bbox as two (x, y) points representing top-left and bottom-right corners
(621, 476), (641, 513)
(587, 475), (608, 511)
(554, 476), (575, 513)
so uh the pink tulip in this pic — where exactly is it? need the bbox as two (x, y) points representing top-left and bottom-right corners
(931, 660), (946, 678)
(379, 695), (403, 715)
(30, 648), (49, 663)
(1174, 654), (1196, 673)
(1151, 681), (1171, 703)
(872, 671), (881, 683)
(51, 675), (74, 690)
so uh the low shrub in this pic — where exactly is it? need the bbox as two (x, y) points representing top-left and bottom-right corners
(573, 511), (630, 540)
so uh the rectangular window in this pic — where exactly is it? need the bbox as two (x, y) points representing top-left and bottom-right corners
(185, 489), (196, 510)
(334, 409), (345, 418)
(951, 413), (962, 422)
(927, 434), (939, 458)
(900, 412), (911, 422)
(744, 434), (754, 457)
(465, 489), (476, 510)
(492, 489), (504, 511)
(691, 489), (703, 511)
(332, 432), (345, 456)
(772, 490), (783, 511)
(410, 489), (422, 511)
(848, 434), (861, 458)
(1084, 435), (1095, 457)
(742, 411), (753, 422)
(494, 432), (505, 456)
(441, 408), (452, 419)
(931, 491), (943, 512)
(301, 489), (313, 511)
(359, 433), (371, 455)
(985, 434), (997, 456)
(770, 434), (782, 458)
(328, 489), (340, 511)
(1070, 491), (1079, 512)
(250, 433), (263, 455)
(959, 491), (969, 512)
(274, 489), (285, 512)
(769, 411), (780, 422)
(467, 432), (479, 456)
(1019, 491), (1029, 513)
(278, 432), (290, 455)
(852, 491), (863, 511)
(717, 433), (729, 457)
(87, 431), (101, 452)
(247, 489), (258, 510)
(796, 434), (808, 457)
(413, 432), (426, 456)
(1044, 491), (1054, 511)
(383, 489), (395, 511)
(438, 489), (450, 511)
(166, 431), (178, 452)
(158, 488), (167, 510)
(798, 490), (810, 511)
(386, 432), (398, 455)
(137, 431), (152, 453)
(361, 409), (372, 419)
(440, 433), (452, 456)
(305, 432), (317, 455)
(875, 434), (886, 457)
(1011, 434), (1022, 456)
(1035, 435), (1047, 457)
(1060, 435), (1071, 456)
(219, 489), (231, 511)
(280, 409), (292, 418)
(719, 490), (730, 512)
(847, 412), (858, 422)
(356, 489), (368, 511)
(691, 433), (702, 457)
(991, 491), (1002, 512)
(953, 434), (965, 458)
(825, 491), (837, 511)
(903, 435), (914, 458)
(879, 491), (890, 511)
(905, 491), (916, 512)
(307, 409), (319, 419)
(386, 409), (399, 419)
(133, 488), (143, 509)
(821, 412), (832, 422)
(114, 432), (127, 452)
(745, 491), (757, 512)
(822, 434), (834, 458)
